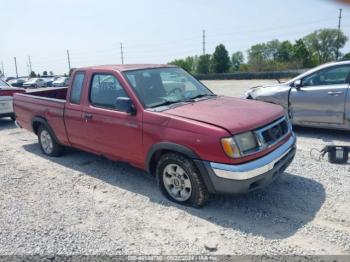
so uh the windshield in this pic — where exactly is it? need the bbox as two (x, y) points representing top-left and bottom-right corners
(0, 79), (9, 87)
(124, 67), (214, 108)
(56, 77), (66, 82)
(27, 78), (37, 83)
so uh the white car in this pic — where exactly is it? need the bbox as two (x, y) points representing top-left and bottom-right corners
(23, 78), (47, 88)
(52, 77), (69, 87)
(0, 79), (24, 120)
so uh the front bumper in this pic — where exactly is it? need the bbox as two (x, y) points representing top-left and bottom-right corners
(196, 133), (296, 194)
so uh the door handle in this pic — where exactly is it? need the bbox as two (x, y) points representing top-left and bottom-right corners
(327, 91), (343, 96)
(83, 113), (93, 120)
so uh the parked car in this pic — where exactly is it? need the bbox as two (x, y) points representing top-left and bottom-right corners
(14, 65), (296, 207)
(43, 77), (57, 87)
(0, 79), (25, 120)
(8, 78), (26, 87)
(52, 77), (69, 87)
(245, 60), (350, 131)
(5, 77), (16, 82)
(23, 78), (46, 88)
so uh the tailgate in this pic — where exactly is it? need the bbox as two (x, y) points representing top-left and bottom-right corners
(14, 92), (69, 145)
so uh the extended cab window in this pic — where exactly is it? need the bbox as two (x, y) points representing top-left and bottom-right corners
(302, 65), (350, 87)
(70, 72), (85, 104)
(90, 74), (128, 110)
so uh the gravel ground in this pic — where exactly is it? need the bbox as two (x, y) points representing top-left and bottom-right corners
(0, 80), (350, 255)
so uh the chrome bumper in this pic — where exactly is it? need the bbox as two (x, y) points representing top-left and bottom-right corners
(210, 133), (296, 180)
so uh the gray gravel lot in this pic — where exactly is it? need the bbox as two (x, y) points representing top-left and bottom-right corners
(0, 80), (350, 255)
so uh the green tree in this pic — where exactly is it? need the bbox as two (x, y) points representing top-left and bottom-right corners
(184, 56), (196, 73)
(343, 52), (350, 60)
(196, 54), (211, 74)
(291, 39), (313, 68)
(276, 41), (293, 63)
(247, 43), (269, 71)
(43, 71), (48, 76)
(211, 44), (230, 73)
(168, 57), (195, 72)
(303, 28), (348, 64)
(266, 40), (281, 60)
(231, 51), (244, 71)
(49, 71), (54, 76)
(29, 71), (37, 78)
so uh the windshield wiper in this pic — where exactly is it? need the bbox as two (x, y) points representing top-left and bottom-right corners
(183, 93), (217, 102)
(149, 100), (182, 108)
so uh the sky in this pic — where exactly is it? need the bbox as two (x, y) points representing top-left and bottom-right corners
(1, 0), (350, 76)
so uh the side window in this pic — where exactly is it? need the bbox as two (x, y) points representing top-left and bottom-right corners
(90, 74), (128, 110)
(302, 65), (350, 87)
(70, 72), (85, 104)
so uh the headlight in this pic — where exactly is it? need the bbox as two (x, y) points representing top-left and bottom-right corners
(221, 131), (259, 158)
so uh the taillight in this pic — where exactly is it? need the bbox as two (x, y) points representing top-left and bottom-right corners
(0, 90), (24, 96)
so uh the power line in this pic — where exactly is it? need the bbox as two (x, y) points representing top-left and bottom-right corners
(336, 8), (343, 60)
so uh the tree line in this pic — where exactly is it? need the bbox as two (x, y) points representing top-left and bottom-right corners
(169, 28), (349, 74)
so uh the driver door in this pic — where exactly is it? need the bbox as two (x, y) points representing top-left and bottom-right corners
(290, 64), (350, 125)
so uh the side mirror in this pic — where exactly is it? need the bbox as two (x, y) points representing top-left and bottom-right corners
(293, 79), (302, 90)
(115, 97), (136, 115)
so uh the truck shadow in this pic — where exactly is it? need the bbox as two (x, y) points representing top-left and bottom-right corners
(0, 118), (17, 131)
(23, 143), (325, 240)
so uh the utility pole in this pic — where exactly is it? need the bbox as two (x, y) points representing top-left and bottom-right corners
(14, 57), (18, 78)
(336, 8), (342, 60)
(202, 30), (206, 56)
(120, 43), (124, 64)
(66, 49), (71, 72)
(1, 61), (4, 77)
(26, 63), (30, 76)
(28, 56), (32, 73)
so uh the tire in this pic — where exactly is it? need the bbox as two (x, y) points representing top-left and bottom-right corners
(38, 125), (64, 157)
(156, 153), (209, 208)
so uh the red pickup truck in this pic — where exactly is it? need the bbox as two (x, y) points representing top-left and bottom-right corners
(14, 65), (296, 207)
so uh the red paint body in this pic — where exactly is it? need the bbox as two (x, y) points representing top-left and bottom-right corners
(13, 65), (286, 171)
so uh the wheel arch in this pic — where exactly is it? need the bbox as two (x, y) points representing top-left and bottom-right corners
(146, 142), (199, 175)
(31, 116), (61, 144)
(146, 142), (216, 193)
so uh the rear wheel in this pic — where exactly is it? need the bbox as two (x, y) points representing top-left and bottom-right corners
(38, 125), (64, 156)
(156, 153), (209, 207)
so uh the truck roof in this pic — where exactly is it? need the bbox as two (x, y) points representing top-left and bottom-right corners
(76, 64), (176, 72)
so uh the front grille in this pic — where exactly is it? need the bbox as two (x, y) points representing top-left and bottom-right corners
(236, 116), (291, 158)
(260, 119), (289, 145)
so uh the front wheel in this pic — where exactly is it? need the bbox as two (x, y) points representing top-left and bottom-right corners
(38, 125), (64, 157)
(156, 153), (209, 207)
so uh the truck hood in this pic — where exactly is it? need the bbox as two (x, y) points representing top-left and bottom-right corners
(164, 96), (284, 134)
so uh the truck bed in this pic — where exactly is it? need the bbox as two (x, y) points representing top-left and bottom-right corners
(25, 87), (68, 100)
(13, 87), (70, 145)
